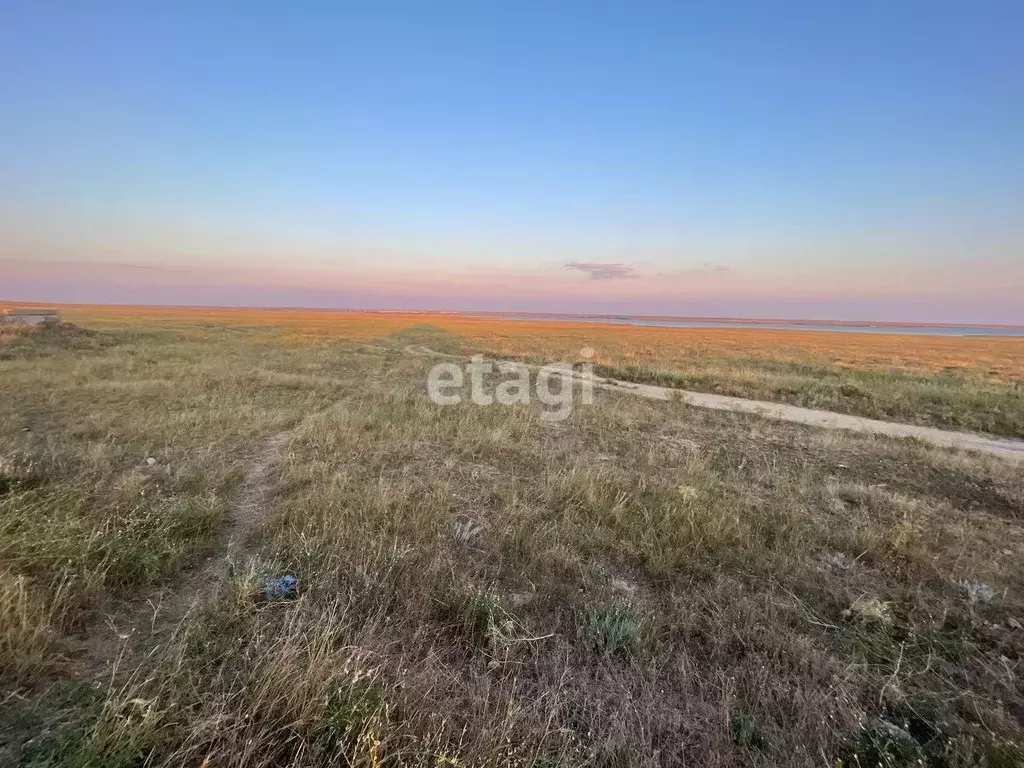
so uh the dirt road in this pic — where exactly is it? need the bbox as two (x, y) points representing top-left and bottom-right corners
(589, 373), (1024, 461)
(403, 346), (1024, 462)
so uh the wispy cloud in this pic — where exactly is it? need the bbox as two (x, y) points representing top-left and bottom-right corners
(657, 262), (731, 277)
(565, 260), (731, 281)
(564, 261), (638, 280)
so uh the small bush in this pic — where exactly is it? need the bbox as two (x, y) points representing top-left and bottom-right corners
(838, 383), (872, 400)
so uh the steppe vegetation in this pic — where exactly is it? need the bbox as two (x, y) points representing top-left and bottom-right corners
(51, 305), (1024, 437)
(1, 307), (1023, 767)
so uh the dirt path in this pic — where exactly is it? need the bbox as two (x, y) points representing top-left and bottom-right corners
(590, 373), (1024, 461)
(404, 346), (1024, 462)
(171, 431), (292, 610)
(79, 430), (293, 679)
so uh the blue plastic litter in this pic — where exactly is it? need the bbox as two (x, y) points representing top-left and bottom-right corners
(263, 573), (299, 601)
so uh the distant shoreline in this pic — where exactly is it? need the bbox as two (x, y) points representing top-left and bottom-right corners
(2, 300), (1022, 334)
(449, 310), (1024, 332)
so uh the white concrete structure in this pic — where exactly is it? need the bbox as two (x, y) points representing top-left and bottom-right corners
(0, 308), (61, 326)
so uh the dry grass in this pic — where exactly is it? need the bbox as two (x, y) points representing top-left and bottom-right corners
(0, 313), (1022, 767)
(40, 304), (1024, 436)
(40, 304), (1022, 377)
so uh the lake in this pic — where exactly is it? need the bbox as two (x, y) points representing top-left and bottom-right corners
(484, 315), (1024, 337)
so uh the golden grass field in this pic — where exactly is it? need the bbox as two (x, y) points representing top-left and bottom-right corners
(41, 304), (1024, 437)
(1, 306), (1023, 766)
(47, 304), (1024, 381)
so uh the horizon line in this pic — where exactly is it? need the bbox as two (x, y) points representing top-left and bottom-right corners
(3, 298), (1023, 331)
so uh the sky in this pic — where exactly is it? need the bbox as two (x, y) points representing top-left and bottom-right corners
(2, 1), (1022, 323)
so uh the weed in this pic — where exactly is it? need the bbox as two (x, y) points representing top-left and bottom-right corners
(312, 678), (390, 758)
(451, 586), (519, 651)
(582, 605), (643, 655)
(730, 710), (765, 750)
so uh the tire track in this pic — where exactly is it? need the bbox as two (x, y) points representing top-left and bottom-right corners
(403, 345), (1024, 462)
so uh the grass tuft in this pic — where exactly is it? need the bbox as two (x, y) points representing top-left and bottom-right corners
(582, 604), (644, 655)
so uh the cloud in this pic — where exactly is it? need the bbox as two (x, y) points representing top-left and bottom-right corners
(657, 262), (731, 277)
(564, 261), (638, 280)
(564, 260), (731, 281)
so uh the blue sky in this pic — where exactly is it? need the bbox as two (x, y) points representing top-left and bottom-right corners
(2, 1), (1022, 322)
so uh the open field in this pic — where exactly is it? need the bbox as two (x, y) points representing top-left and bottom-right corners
(2, 311), (1024, 766)
(38, 304), (1024, 437)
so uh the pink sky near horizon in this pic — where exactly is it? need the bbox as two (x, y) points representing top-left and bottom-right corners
(3, 209), (1022, 324)
(4, 250), (1022, 325)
